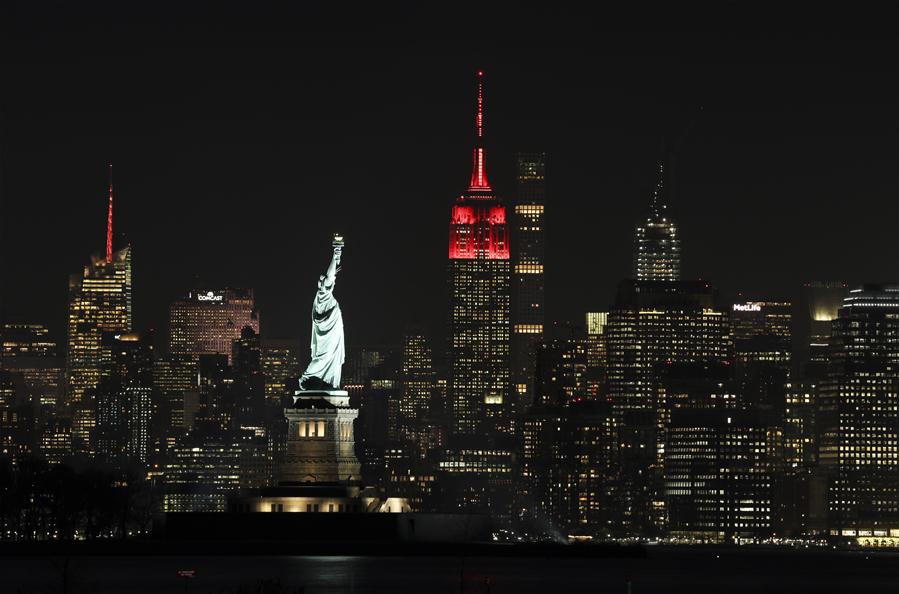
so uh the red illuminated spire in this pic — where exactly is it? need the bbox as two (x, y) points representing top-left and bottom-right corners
(468, 70), (492, 192)
(106, 163), (114, 263)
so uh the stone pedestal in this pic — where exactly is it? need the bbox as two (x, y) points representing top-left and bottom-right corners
(278, 390), (361, 484)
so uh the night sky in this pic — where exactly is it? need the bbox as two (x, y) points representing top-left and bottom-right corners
(1, 4), (897, 349)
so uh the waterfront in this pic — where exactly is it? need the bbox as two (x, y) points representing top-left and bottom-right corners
(1, 547), (893, 593)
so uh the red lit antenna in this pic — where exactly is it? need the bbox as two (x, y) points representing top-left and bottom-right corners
(468, 70), (492, 191)
(476, 70), (484, 139)
(106, 163), (114, 263)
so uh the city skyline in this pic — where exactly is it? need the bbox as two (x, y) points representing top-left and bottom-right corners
(1, 16), (896, 348)
(5, 8), (899, 587)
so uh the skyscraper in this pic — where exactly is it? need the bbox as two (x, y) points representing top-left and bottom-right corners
(398, 329), (435, 449)
(261, 338), (302, 403)
(585, 312), (608, 398)
(447, 70), (511, 437)
(511, 153), (546, 411)
(95, 332), (154, 465)
(169, 288), (260, 363)
(67, 166), (133, 452)
(633, 163), (680, 281)
(0, 322), (64, 408)
(818, 285), (899, 540)
(801, 281), (848, 381)
(605, 279), (733, 534)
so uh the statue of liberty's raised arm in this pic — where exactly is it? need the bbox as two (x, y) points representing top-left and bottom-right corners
(299, 234), (345, 391)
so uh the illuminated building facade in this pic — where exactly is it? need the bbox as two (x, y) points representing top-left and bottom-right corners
(261, 338), (302, 403)
(398, 330), (435, 449)
(665, 409), (782, 542)
(0, 323), (64, 408)
(818, 285), (899, 540)
(447, 70), (511, 438)
(585, 312), (608, 398)
(730, 299), (792, 417)
(606, 280), (733, 418)
(444, 71), (513, 523)
(801, 281), (848, 381)
(605, 280), (733, 534)
(67, 174), (132, 452)
(517, 392), (616, 538)
(0, 371), (23, 462)
(533, 323), (589, 407)
(1, 323), (57, 359)
(169, 288), (259, 364)
(153, 354), (198, 431)
(164, 439), (242, 512)
(511, 152), (546, 411)
(633, 163), (680, 281)
(39, 417), (72, 466)
(95, 332), (154, 465)
(783, 380), (817, 472)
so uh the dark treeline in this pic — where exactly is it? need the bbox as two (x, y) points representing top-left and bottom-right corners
(0, 455), (158, 541)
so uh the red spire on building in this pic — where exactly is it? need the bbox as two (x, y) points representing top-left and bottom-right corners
(450, 70), (508, 260)
(106, 163), (114, 263)
(468, 70), (492, 192)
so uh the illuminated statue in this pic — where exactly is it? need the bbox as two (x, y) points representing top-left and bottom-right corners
(299, 234), (345, 391)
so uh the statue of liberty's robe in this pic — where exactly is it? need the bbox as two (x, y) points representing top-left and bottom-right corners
(299, 272), (345, 390)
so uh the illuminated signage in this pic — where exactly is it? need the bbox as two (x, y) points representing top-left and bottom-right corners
(733, 303), (761, 312)
(197, 291), (223, 302)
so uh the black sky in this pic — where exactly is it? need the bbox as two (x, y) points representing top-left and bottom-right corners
(1, 3), (897, 349)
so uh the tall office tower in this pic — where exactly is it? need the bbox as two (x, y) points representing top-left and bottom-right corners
(779, 379), (820, 537)
(163, 436), (241, 513)
(517, 362), (616, 538)
(585, 312), (608, 398)
(533, 323), (589, 407)
(95, 332), (154, 465)
(231, 326), (265, 430)
(39, 417), (72, 466)
(665, 408), (783, 542)
(606, 280), (733, 419)
(0, 323), (57, 359)
(605, 280), (733, 534)
(633, 163), (681, 281)
(443, 71), (513, 524)
(0, 323), (64, 408)
(67, 168), (133, 452)
(730, 299), (792, 416)
(818, 285), (899, 541)
(398, 330), (435, 448)
(153, 354), (198, 431)
(511, 153), (546, 411)
(168, 288), (259, 364)
(261, 338), (302, 403)
(801, 281), (848, 381)
(0, 370), (23, 462)
(447, 70), (511, 437)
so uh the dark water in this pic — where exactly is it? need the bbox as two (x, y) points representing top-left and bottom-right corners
(2, 549), (895, 593)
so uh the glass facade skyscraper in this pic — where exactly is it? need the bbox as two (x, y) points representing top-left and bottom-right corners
(818, 285), (899, 540)
(512, 153), (546, 411)
(67, 246), (133, 452)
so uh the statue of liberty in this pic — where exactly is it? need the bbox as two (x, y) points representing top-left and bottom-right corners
(299, 234), (345, 391)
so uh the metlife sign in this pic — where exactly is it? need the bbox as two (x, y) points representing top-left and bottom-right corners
(732, 302), (762, 312)
(196, 291), (224, 302)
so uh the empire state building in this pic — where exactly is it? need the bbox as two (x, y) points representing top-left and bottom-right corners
(447, 71), (511, 438)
